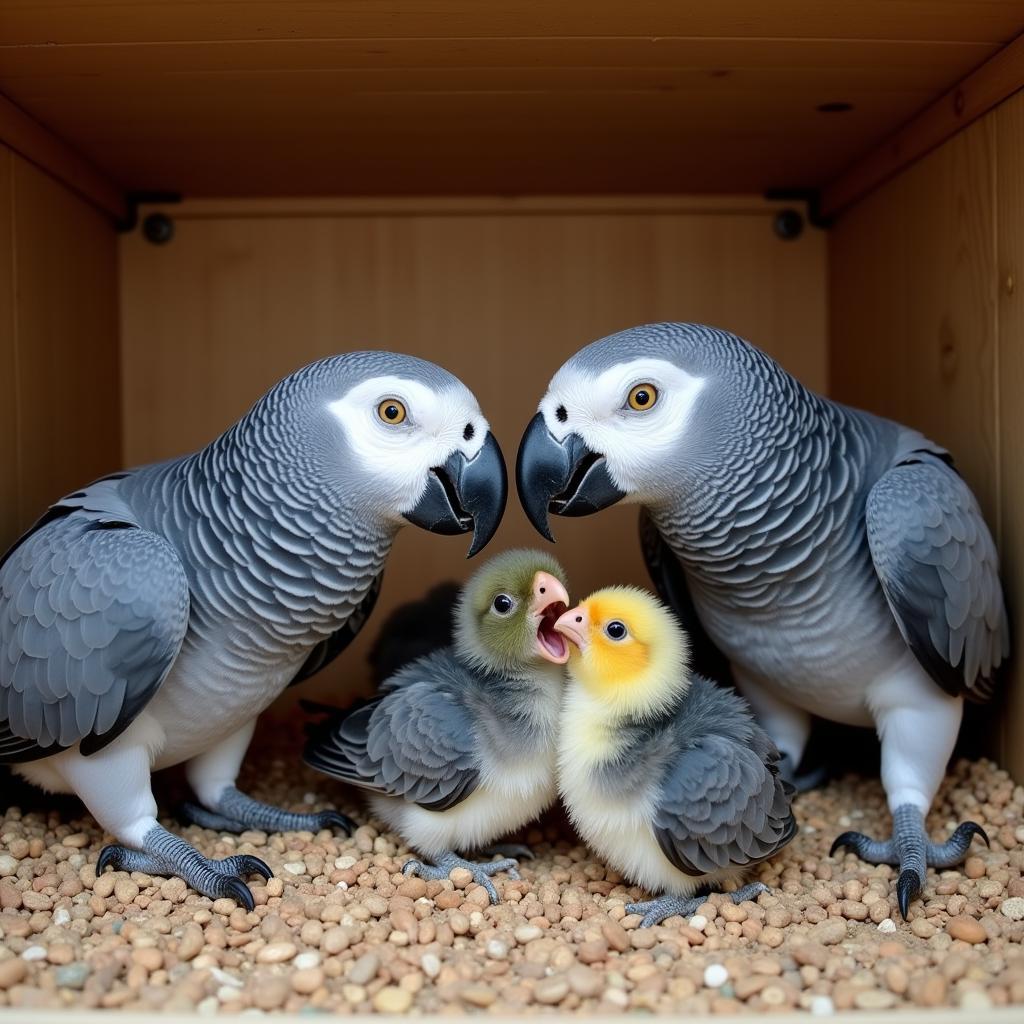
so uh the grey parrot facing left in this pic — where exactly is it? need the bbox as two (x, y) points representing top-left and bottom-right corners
(517, 322), (1008, 918)
(0, 351), (507, 908)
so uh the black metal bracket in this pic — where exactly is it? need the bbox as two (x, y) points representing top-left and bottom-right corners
(116, 190), (183, 234)
(764, 187), (832, 231)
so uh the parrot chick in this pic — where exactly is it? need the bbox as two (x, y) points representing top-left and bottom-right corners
(303, 549), (571, 902)
(554, 586), (796, 927)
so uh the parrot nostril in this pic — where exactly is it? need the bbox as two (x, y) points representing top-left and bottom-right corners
(539, 587), (546, 594)
(575, 616), (582, 623)
(556, 406), (567, 423)
(463, 423), (474, 442)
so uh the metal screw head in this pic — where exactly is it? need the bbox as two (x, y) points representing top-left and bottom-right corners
(142, 212), (174, 245)
(773, 209), (804, 241)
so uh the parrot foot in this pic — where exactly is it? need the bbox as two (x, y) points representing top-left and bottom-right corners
(97, 826), (273, 911)
(830, 804), (988, 919)
(473, 842), (536, 861)
(402, 852), (521, 904)
(625, 894), (706, 928)
(729, 880), (770, 903)
(777, 753), (829, 793)
(193, 786), (356, 836)
(177, 802), (247, 833)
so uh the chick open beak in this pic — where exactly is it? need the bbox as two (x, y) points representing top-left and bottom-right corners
(530, 571), (570, 664)
(553, 605), (590, 653)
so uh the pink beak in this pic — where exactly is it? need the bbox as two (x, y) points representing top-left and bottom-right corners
(554, 604), (589, 652)
(531, 571), (571, 664)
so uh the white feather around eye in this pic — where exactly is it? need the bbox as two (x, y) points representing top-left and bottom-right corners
(541, 358), (705, 497)
(328, 375), (487, 514)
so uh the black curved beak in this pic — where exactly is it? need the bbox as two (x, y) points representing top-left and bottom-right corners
(515, 412), (625, 541)
(403, 431), (507, 557)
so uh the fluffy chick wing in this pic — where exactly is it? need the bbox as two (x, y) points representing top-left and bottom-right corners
(653, 683), (796, 876)
(303, 650), (480, 811)
(866, 452), (1008, 701)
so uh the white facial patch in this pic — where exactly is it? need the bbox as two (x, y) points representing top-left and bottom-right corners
(328, 375), (488, 516)
(540, 358), (705, 497)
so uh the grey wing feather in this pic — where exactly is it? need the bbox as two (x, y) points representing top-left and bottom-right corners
(654, 733), (795, 877)
(639, 510), (733, 685)
(302, 650), (480, 811)
(0, 509), (190, 761)
(289, 572), (383, 687)
(866, 453), (1009, 700)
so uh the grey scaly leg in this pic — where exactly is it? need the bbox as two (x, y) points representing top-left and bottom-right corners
(186, 786), (355, 836)
(97, 825), (272, 911)
(626, 880), (767, 928)
(831, 804), (988, 919)
(402, 851), (521, 904)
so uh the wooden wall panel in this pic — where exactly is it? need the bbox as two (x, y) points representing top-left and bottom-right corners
(996, 91), (1024, 784)
(0, 145), (121, 554)
(0, 148), (16, 551)
(9, 154), (121, 525)
(830, 95), (1024, 776)
(119, 199), (826, 707)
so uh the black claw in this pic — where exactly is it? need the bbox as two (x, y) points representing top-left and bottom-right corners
(237, 855), (274, 880)
(957, 821), (990, 848)
(829, 831), (862, 858)
(896, 868), (921, 921)
(221, 877), (256, 913)
(96, 845), (121, 873)
(320, 810), (356, 835)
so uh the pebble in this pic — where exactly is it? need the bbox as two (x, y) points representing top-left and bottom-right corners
(947, 915), (988, 944)
(21, 946), (46, 962)
(704, 963), (729, 988)
(0, 739), (1018, 1017)
(372, 986), (413, 1013)
(534, 976), (570, 1004)
(1000, 896), (1024, 920)
(964, 856), (986, 879)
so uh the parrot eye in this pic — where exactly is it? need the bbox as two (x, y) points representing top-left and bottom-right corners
(627, 384), (658, 411)
(605, 620), (628, 641)
(492, 594), (516, 616)
(377, 399), (407, 424)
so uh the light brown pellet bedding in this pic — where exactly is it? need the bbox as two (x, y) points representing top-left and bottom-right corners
(0, 743), (1022, 1015)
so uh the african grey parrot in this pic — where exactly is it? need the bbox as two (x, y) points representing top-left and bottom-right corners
(0, 352), (507, 908)
(553, 585), (795, 926)
(516, 322), (1008, 917)
(303, 548), (571, 902)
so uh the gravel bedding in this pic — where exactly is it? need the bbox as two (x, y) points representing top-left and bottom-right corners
(0, 738), (1022, 1016)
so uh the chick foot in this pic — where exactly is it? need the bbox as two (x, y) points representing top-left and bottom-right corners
(402, 852), (521, 904)
(97, 825), (272, 911)
(179, 786), (355, 835)
(830, 804), (988, 919)
(626, 881), (768, 928)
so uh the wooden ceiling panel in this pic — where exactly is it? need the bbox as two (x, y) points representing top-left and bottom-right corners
(0, 1), (1021, 197)
(2, 1), (1023, 45)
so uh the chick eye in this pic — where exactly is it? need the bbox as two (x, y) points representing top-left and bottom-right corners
(377, 399), (407, 424)
(605, 620), (628, 641)
(492, 594), (515, 616)
(627, 384), (658, 411)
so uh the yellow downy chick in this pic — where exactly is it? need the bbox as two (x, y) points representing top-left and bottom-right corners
(555, 586), (796, 927)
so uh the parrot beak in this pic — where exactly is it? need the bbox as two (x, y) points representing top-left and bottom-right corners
(403, 431), (508, 557)
(530, 571), (571, 664)
(515, 412), (625, 541)
(554, 604), (590, 653)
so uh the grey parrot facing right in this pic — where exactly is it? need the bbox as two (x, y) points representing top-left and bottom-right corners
(0, 351), (507, 908)
(517, 322), (1008, 918)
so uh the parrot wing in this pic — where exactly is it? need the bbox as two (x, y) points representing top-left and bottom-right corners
(302, 660), (479, 811)
(866, 452), (1009, 701)
(652, 733), (796, 876)
(288, 572), (384, 687)
(0, 507), (190, 762)
(638, 509), (734, 685)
